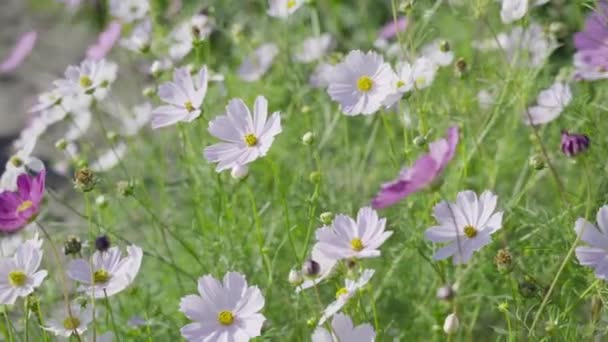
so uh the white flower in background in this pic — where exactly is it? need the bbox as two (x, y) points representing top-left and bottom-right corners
(424, 190), (503, 264)
(383, 57), (437, 108)
(312, 313), (375, 342)
(0, 137), (37, 191)
(67, 245), (143, 298)
(524, 82), (572, 125)
(120, 19), (151, 52)
(315, 207), (393, 261)
(294, 33), (334, 63)
(0, 238), (47, 305)
(44, 303), (93, 337)
(500, 0), (528, 23)
(168, 14), (214, 61)
(238, 43), (279, 82)
(309, 63), (335, 89)
(91, 142), (128, 172)
(124, 103), (153, 136)
(54, 59), (118, 100)
(319, 269), (375, 325)
(477, 89), (495, 110)
(204, 96), (281, 172)
(149, 59), (173, 75)
(443, 313), (460, 334)
(110, 0), (149, 23)
(574, 206), (608, 280)
(421, 40), (454, 66)
(296, 247), (338, 293)
(151, 66), (208, 129)
(327, 50), (394, 115)
(64, 111), (93, 141)
(267, 0), (304, 18)
(179, 272), (265, 342)
(473, 23), (556, 67)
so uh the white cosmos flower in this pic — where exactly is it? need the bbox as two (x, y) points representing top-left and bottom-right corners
(477, 89), (495, 110)
(383, 57), (437, 108)
(44, 302), (93, 337)
(500, 0), (528, 24)
(64, 111), (92, 141)
(294, 33), (334, 63)
(238, 43), (279, 82)
(109, 0), (149, 23)
(179, 272), (265, 342)
(151, 66), (208, 129)
(524, 82), (572, 125)
(204, 96), (281, 172)
(0, 238), (47, 305)
(312, 313), (375, 342)
(267, 0), (304, 18)
(421, 40), (454, 66)
(67, 245), (143, 298)
(319, 269), (375, 325)
(120, 19), (151, 53)
(124, 102), (152, 136)
(296, 247), (337, 293)
(424, 190), (503, 265)
(314, 207), (393, 261)
(574, 206), (608, 280)
(54, 59), (117, 101)
(328, 50), (394, 115)
(1, 137), (37, 191)
(90, 142), (127, 172)
(169, 14), (214, 61)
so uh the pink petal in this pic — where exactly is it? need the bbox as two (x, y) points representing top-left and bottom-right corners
(0, 31), (37, 73)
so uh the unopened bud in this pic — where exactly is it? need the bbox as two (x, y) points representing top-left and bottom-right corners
(309, 171), (322, 184)
(439, 40), (451, 52)
(519, 279), (538, 298)
(443, 313), (459, 334)
(231, 165), (249, 180)
(95, 235), (111, 252)
(529, 154), (545, 170)
(63, 235), (82, 255)
(413, 135), (426, 147)
(302, 259), (321, 277)
(436, 284), (455, 301)
(497, 302), (509, 313)
(319, 212), (334, 225)
(288, 269), (303, 285)
(454, 58), (468, 78)
(302, 132), (315, 146)
(116, 180), (135, 197)
(494, 248), (513, 273)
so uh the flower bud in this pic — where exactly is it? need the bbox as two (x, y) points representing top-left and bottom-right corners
(55, 138), (68, 151)
(454, 58), (468, 78)
(302, 259), (321, 277)
(74, 167), (97, 193)
(309, 171), (322, 184)
(494, 248), (513, 273)
(319, 212), (334, 225)
(561, 130), (589, 157)
(529, 154), (545, 170)
(95, 235), (111, 252)
(143, 86), (156, 97)
(436, 284), (455, 301)
(439, 40), (451, 52)
(497, 302), (509, 313)
(288, 269), (303, 286)
(302, 132), (315, 146)
(413, 135), (426, 147)
(95, 195), (108, 208)
(443, 313), (459, 334)
(549, 22), (568, 38)
(63, 235), (82, 255)
(231, 165), (249, 180)
(116, 180), (135, 197)
(518, 279), (538, 298)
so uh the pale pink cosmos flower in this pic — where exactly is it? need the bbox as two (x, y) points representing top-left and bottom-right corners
(372, 126), (459, 209)
(87, 21), (122, 60)
(378, 17), (408, 40)
(0, 31), (37, 73)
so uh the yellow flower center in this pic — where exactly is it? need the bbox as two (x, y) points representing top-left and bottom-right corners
(217, 310), (234, 325)
(464, 225), (478, 238)
(287, 0), (297, 8)
(16, 201), (34, 213)
(357, 76), (373, 92)
(184, 101), (195, 112)
(415, 76), (426, 88)
(244, 134), (258, 147)
(8, 271), (27, 287)
(335, 287), (349, 299)
(79, 76), (93, 88)
(63, 316), (80, 330)
(93, 269), (110, 284)
(10, 156), (23, 167)
(350, 238), (364, 252)
(396, 80), (405, 88)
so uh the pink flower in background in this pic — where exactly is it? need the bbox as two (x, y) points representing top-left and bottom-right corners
(378, 17), (407, 40)
(372, 126), (459, 209)
(87, 21), (122, 60)
(0, 31), (37, 73)
(0, 171), (46, 233)
(573, 1), (608, 80)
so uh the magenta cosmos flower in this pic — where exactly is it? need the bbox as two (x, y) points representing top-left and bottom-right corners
(371, 126), (459, 209)
(0, 171), (45, 233)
